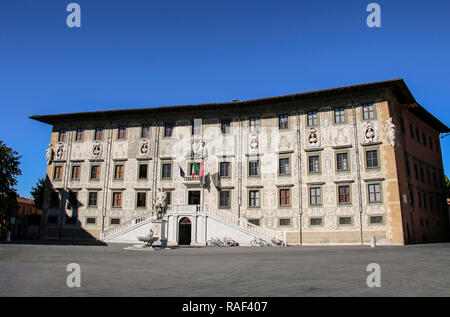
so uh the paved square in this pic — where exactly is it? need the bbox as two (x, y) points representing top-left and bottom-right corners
(0, 243), (449, 296)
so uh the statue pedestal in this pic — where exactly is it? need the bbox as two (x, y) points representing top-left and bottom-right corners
(151, 219), (167, 248)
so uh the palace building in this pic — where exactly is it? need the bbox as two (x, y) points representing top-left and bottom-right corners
(30, 79), (450, 245)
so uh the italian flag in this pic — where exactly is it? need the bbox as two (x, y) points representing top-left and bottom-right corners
(192, 162), (199, 180)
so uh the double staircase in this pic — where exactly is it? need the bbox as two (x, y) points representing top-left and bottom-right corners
(101, 205), (285, 243)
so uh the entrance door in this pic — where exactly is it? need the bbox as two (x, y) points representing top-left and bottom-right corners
(188, 191), (201, 205)
(178, 217), (192, 245)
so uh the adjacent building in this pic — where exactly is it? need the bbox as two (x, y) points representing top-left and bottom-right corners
(30, 79), (449, 245)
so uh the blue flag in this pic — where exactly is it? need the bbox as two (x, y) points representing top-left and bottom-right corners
(179, 163), (185, 178)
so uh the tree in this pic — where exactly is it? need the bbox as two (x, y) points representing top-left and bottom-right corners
(0, 140), (22, 215)
(31, 178), (46, 210)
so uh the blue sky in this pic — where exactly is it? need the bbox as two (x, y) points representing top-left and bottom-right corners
(0, 0), (449, 198)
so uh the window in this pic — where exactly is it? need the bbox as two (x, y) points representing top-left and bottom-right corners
(409, 122), (414, 139)
(249, 160), (259, 176)
(429, 136), (433, 150)
(221, 120), (231, 134)
(54, 166), (63, 180)
(310, 217), (323, 226)
(75, 128), (84, 141)
(249, 190), (260, 208)
(219, 190), (231, 208)
(420, 166), (424, 183)
(368, 183), (382, 203)
(141, 124), (150, 138)
(422, 132), (427, 146)
(405, 157), (411, 177)
(362, 104), (375, 120)
(338, 185), (351, 204)
(110, 218), (121, 225)
(339, 217), (352, 225)
(336, 153), (349, 171)
(279, 188), (290, 206)
(308, 155), (320, 173)
(279, 158), (290, 175)
(118, 127), (127, 139)
(400, 118), (405, 133)
(164, 123), (174, 137)
(114, 165), (124, 180)
(162, 163), (172, 179)
(409, 189), (415, 207)
(366, 150), (378, 168)
(192, 119), (202, 135)
(94, 128), (103, 141)
(219, 162), (230, 177)
(112, 192), (122, 208)
(249, 117), (260, 132)
(279, 114), (288, 129)
(138, 164), (148, 179)
(90, 165), (100, 180)
(248, 219), (260, 226)
(369, 216), (383, 225)
(165, 191), (172, 205)
(88, 192), (97, 207)
(309, 187), (321, 206)
(67, 191), (78, 210)
(279, 218), (291, 226)
(50, 192), (60, 208)
(189, 162), (201, 176)
(415, 127), (420, 143)
(71, 165), (81, 180)
(58, 129), (66, 142)
(86, 217), (96, 225)
(48, 216), (58, 224)
(418, 190), (422, 208)
(334, 107), (345, 123)
(307, 111), (318, 126)
(136, 192), (147, 208)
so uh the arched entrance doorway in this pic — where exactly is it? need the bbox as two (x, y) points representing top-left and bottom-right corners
(178, 217), (192, 245)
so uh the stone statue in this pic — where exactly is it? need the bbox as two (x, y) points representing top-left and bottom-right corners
(92, 142), (103, 159)
(363, 121), (378, 143)
(46, 145), (53, 165)
(153, 188), (167, 220)
(55, 143), (64, 160)
(385, 117), (397, 147)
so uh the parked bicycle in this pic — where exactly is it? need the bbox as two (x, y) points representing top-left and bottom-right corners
(250, 238), (268, 247)
(223, 237), (239, 246)
(207, 238), (224, 247)
(271, 238), (285, 246)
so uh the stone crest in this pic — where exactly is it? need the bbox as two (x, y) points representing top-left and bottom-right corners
(362, 121), (378, 143)
(92, 142), (103, 159)
(306, 128), (321, 148)
(139, 139), (151, 158)
(190, 136), (207, 158)
(249, 134), (259, 153)
(55, 143), (65, 160)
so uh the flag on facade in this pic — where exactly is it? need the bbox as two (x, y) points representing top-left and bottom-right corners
(178, 163), (185, 178)
(211, 172), (221, 188)
(199, 161), (205, 179)
(192, 162), (199, 179)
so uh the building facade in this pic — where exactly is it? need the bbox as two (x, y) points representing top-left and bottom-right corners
(31, 79), (450, 245)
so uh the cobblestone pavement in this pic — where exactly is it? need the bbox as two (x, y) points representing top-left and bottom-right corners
(0, 242), (449, 296)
